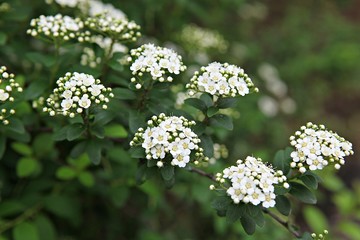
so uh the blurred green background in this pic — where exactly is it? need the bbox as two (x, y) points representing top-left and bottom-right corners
(0, 0), (359, 239)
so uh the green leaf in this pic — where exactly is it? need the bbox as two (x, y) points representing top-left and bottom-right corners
(0, 135), (6, 159)
(0, 201), (25, 217)
(163, 176), (176, 188)
(93, 111), (114, 126)
(200, 134), (214, 158)
(211, 196), (231, 211)
(199, 93), (213, 107)
(289, 182), (317, 204)
(252, 209), (265, 227)
(23, 80), (47, 100)
(240, 215), (256, 235)
(299, 232), (313, 240)
(34, 215), (56, 240)
(130, 146), (146, 159)
(12, 142), (32, 156)
(0, 32), (7, 45)
(160, 165), (175, 181)
(44, 195), (80, 223)
(66, 123), (85, 141)
(16, 157), (39, 177)
(226, 204), (243, 223)
(78, 171), (95, 187)
(273, 148), (293, 175)
(52, 126), (69, 141)
(147, 159), (156, 167)
(184, 98), (207, 112)
(56, 166), (77, 180)
(210, 114), (233, 130)
(275, 195), (291, 216)
(90, 124), (104, 139)
(129, 111), (145, 133)
(13, 222), (39, 240)
(216, 97), (237, 109)
(303, 206), (328, 233)
(207, 107), (219, 117)
(86, 139), (102, 165)
(33, 133), (54, 158)
(109, 186), (129, 208)
(6, 118), (25, 134)
(299, 171), (318, 189)
(108, 58), (124, 72)
(26, 52), (56, 68)
(69, 154), (91, 170)
(70, 141), (87, 158)
(339, 221), (360, 240)
(104, 124), (128, 138)
(112, 87), (136, 100)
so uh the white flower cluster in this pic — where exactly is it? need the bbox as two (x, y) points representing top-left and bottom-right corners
(80, 47), (101, 68)
(92, 35), (128, 56)
(215, 156), (288, 208)
(43, 72), (113, 117)
(27, 14), (90, 42)
(186, 62), (258, 97)
(130, 114), (206, 168)
(179, 24), (228, 53)
(209, 143), (229, 165)
(290, 122), (354, 173)
(0, 66), (23, 125)
(85, 14), (141, 42)
(128, 44), (186, 88)
(48, 0), (127, 20)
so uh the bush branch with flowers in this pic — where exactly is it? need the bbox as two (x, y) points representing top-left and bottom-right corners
(0, 1), (355, 239)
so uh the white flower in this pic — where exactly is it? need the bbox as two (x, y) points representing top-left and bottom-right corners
(129, 44), (186, 85)
(131, 114), (205, 168)
(290, 122), (354, 172)
(44, 72), (113, 117)
(187, 62), (257, 97)
(0, 89), (9, 101)
(216, 156), (287, 208)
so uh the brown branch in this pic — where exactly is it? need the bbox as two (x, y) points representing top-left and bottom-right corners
(263, 208), (301, 238)
(188, 166), (217, 182)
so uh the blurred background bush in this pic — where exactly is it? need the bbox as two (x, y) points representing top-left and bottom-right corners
(0, 0), (359, 239)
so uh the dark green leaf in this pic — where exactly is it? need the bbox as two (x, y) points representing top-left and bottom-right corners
(26, 52), (56, 68)
(200, 134), (214, 158)
(13, 222), (39, 240)
(70, 141), (87, 158)
(129, 111), (145, 133)
(44, 195), (80, 224)
(52, 126), (69, 141)
(34, 215), (56, 240)
(66, 123), (85, 141)
(0, 201), (25, 217)
(112, 87), (136, 100)
(300, 172), (319, 189)
(274, 185), (290, 195)
(210, 114), (233, 130)
(240, 215), (256, 235)
(160, 165), (175, 181)
(164, 176), (175, 188)
(109, 186), (129, 208)
(184, 98), (207, 112)
(211, 196), (231, 211)
(252, 210), (265, 227)
(16, 157), (39, 177)
(90, 124), (104, 138)
(207, 107), (219, 117)
(0, 32), (7, 45)
(147, 159), (156, 167)
(23, 80), (47, 100)
(289, 182), (317, 204)
(86, 139), (102, 165)
(130, 146), (146, 159)
(200, 93), (213, 107)
(226, 204), (243, 223)
(0, 135), (6, 159)
(6, 118), (25, 134)
(216, 97), (237, 109)
(56, 167), (77, 180)
(275, 195), (291, 216)
(273, 148), (292, 175)
(299, 232), (313, 240)
(104, 124), (128, 138)
(93, 111), (114, 126)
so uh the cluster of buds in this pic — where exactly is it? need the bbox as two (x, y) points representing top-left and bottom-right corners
(290, 122), (353, 173)
(212, 156), (288, 208)
(0, 66), (23, 125)
(179, 24), (228, 53)
(27, 14), (91, 43)
(128, 44), (186, 89)
(130, 114), (207, 168)
(43, 72), (113, 117)
(209, 143), (229, 165)
(85, 14), (141, 42)
(186, 62), (258, 97)
(80, 47), (101, 68)
(311, 230), (329, 240)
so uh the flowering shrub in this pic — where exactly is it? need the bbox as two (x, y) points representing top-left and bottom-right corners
(0, 1), (356, 240)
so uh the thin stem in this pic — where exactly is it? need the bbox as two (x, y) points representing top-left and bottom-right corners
(0, 204), (42, 234)
(137, 79), (154, 110)
(263, 209), (301, 238)
(101, 38), (115, 78)
(187, 166), (216, 182)
(81, 110), (92, 138)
